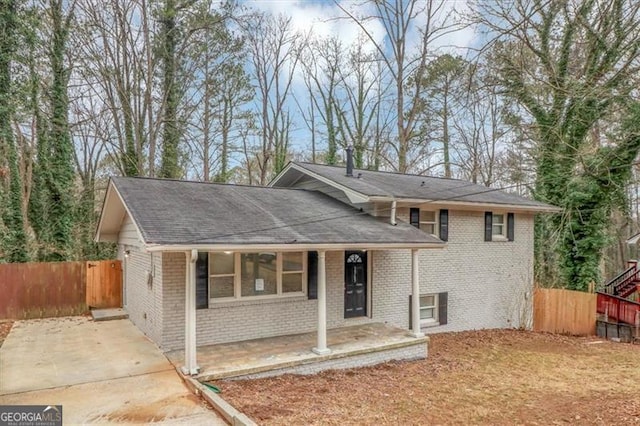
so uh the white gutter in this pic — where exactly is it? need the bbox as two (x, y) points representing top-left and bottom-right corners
(144, 242), (446, 253)
(390, 200), (397, 225)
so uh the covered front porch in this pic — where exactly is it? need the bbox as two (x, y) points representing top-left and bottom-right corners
(166, 323), (429, 381)
(171, 247), (433, 376)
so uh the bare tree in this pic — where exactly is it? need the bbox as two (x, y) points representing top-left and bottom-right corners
(181, 1), (252, 182)
(300, 35), (343, 165)
(74, 0), (160, 176)
(244, 11), (304, 184)
(336, 0), (463, 172)
(334, 35), (391, 169)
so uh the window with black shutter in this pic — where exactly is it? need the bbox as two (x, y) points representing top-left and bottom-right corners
(485, 211), (515, 241)
(438, 292), (448, 325)
(484, 211), (493, 241)
(507, 213), (515, 241)
(307, 251), (318, 300)
(409, 208), (420, 228)
(195, 252), (209, 309)
(409, 292), (448, 327)
(439, 209), (449, 241)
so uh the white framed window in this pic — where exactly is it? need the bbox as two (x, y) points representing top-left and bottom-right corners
(420, 294), (438, 325)
(209, 252), (236, 300)
(282, 252), (304, 293)
(492, 213), (505, 237)
(410, 208), (439, 237)
(209, 251), (306, 303)
(419, 210), (437, 235)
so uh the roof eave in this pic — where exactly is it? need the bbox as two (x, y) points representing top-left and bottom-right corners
(368, 196), (561, 213)
(144, 242), (445, 252)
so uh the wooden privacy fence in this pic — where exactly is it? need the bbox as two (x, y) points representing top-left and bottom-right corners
(0, 261), (87, 319)
(533, 288), (596, 336)
(86, 260), (122, 309)
(0, 259), (122, 320)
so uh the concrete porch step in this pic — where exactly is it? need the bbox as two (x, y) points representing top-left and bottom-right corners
(91, 308), (128, 322)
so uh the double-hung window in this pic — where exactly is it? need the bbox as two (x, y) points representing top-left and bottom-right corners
(409, 208), (448, 241)
(492, 214), (505, 238)
(282, 252), (304, 293)
(410, 208), (438, 236)
(484, 212), (515, 242)
(209, 252), (235, 299)
(411, 292), (448, 327)
(420, 294), (438, 324)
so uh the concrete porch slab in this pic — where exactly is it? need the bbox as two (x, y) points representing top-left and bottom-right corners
(166, 323), (428, 382)
(91, 308), (128, 321)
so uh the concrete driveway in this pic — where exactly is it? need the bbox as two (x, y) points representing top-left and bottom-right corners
(0, 317), (224, 425)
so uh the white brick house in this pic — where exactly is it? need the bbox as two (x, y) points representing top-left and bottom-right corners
(96, 154), (558, 375)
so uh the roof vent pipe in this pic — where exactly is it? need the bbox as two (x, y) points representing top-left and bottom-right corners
(346, 145), (354, 177)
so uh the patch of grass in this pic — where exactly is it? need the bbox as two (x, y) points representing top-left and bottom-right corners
(221, 330), (640, 425)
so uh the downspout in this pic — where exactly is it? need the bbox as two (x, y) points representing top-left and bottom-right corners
(390, 200), (397, 226)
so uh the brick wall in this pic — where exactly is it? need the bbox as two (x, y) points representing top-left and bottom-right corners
(120, 245), (164, 344)
(161, 251), (374, 351)
(395, 208), (535, 332)
(153, 210), (533, 351)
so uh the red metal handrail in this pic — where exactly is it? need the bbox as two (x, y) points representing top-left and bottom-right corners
(596, 292), (640, 325)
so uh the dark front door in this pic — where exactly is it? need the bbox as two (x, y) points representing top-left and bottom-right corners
(345, 251), (367, 318)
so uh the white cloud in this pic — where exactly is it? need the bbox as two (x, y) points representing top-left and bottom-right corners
(245, 0), (385, 51)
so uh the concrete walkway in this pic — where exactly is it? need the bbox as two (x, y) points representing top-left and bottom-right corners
(0, 317), (224, 425)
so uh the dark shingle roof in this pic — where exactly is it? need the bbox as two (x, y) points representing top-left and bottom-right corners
(111, 177), (442, 246)
(292, 162), (555, 209)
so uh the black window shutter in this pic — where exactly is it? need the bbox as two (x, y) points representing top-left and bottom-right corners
(484, 211), (493, 241)
(507, 212), (515, 241)
(438, 292), (448, 325)
(307, 251), (318, 300)
(195, 252), (209, 309)
(410, 208), (420, 228)
(439, 209), (449, 241)
(408, 294), (413, 329)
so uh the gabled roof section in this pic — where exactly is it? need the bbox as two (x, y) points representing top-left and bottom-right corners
(96, 176), (444, 249)
(95, 179), (144, 244)
(271, 162), (560, 212)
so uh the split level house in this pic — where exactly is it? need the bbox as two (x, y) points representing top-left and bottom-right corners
(95, 151), (559, 376)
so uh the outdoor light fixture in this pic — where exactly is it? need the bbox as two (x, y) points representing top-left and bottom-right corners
(124, 250), (130, 258)
(224, 251), (232, 255)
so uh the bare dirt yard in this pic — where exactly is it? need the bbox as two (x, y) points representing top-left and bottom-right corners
(221, 330), (640, 425)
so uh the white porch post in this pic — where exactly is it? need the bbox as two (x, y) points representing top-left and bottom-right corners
(411, 249), (425, 338)
(313, 250), (331, 355)
(181, 249), (200, 375)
